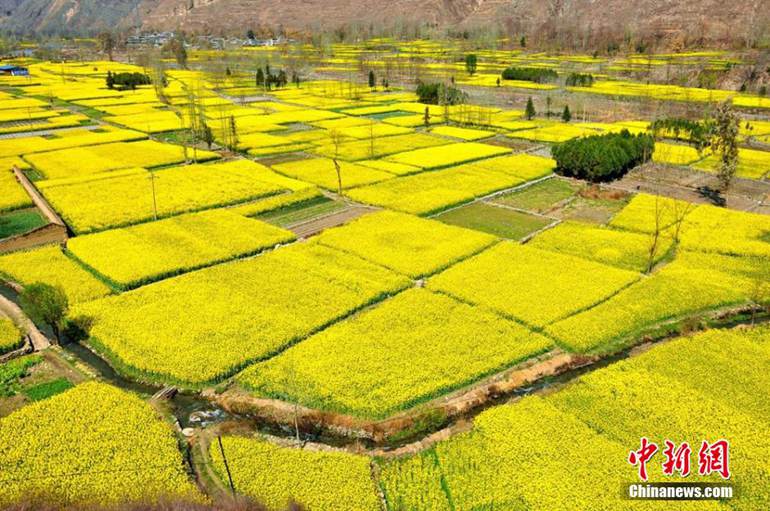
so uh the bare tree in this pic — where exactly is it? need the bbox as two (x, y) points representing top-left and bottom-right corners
(646, 194), (664, 274)
(97, 32), (115, 61)
(329, 129), (345, 196)
(670, 199), (695, 244)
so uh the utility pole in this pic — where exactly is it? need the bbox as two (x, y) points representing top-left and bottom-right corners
(217, 435), (236, 495)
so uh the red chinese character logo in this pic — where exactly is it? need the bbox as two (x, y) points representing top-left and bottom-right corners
(698, 440), (730, 479)
(662, 440), (691, 477)
(628, 437), (658, 481)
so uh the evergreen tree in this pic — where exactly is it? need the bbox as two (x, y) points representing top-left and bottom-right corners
(368, 70), (376, 89)
(525, 97), (536, 120)
(256, 68), (264, 87)
(465, 54), (478, 76)
(106, 70), (114, 89)
(562, 105), (572, 122)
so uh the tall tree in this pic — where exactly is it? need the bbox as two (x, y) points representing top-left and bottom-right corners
(165, 33), (188, 69)
(711, 99), (740, 194)
(465, 54), (478, 76)
(97, 32), (115, 61)
(562, 104), (572, 122)
(329, 129), (345, 196)
(525, 97), (536, 120)
(20, 283), (68, 344)
(368, 70), (376, 89)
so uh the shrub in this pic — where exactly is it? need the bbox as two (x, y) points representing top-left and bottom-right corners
(565, 72), (595, 87)
(552, 130), (654, 182)
(107, 72), (151, 90)
(501, 67), (558, 83)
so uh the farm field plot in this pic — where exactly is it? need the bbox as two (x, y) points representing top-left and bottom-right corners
(652, 142), (703, 166)
(545, 253), (755, 353)
(0, 318), (23, 354)
(345, 166), (522, 215)
(23, 140), (219, 181)
(529, 220), (674, 271)
(678, 204), (770, 258)
(210, 436), (380, 511)
(271, 157), (393, 190)
(428, 242), (640, 328)
(0, 126), (145, 158)
(250, 197), (346, 226)
(104, 110), (186, 133)
(0, 167), (33, 212)
(0, 245), (111, 303)
(0, 208), (46, 239)
(229, 187), (325, 219)
(346, 154), (553, 215)
(430, 125), (496, 141)
(239, 288), (552, 418)
(41, 159), (303, 233)
(356, 159), (422, 175)
(693, 147), (770, 180)
(75, 242), (410, 384)
(435, 202), (553, 239)
(384, 142), (510, 170)
(67, 210), (294, 289)
(609, 193), (695, 233)
(0, 382), (202, 507)
(312, 133), (450, 161)
(315, 210), (496, 278)
(507, 123), (603, 143)
(380, 326), (770, 511)
(491, 177), (581, 212)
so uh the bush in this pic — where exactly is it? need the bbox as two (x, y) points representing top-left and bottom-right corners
(415, 81), (467, 105)
(565, 73), (594, 87)
(107, 72), (151, 90)
(552, 130), (654, 182)
(501, 67), (558, 83)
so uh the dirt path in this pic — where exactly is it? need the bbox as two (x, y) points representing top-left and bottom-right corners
(0, 293), (50, 350)
(288, 205), (376, 238)
(612, 164), (770, 212)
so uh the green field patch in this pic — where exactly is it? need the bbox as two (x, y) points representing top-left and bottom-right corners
(0, 208), (46, 239)
(491, 178), (580, 213)
(435, 202), (552, 240)
(23, 377), (74, 402)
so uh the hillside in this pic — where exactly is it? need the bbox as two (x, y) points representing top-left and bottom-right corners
(0, 0), (767, 47)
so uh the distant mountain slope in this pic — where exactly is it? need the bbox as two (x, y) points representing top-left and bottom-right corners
(0, 0), (150, 34)
(0, 0), (766, 48)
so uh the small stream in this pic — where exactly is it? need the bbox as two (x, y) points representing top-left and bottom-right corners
(56, 310), (770, 452)
(63, 342), (233, 428)
(62, 341), (346, 445)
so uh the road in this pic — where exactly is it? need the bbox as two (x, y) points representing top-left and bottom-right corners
(0, 292), (50, 351)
